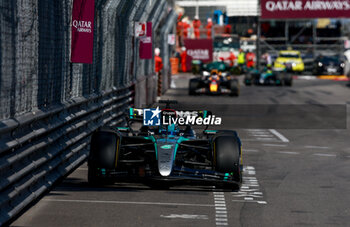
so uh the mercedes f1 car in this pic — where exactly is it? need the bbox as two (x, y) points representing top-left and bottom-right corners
(244, 66), (293, 86)
(88, 101), (243, 189)
(189, 65), (240, 96)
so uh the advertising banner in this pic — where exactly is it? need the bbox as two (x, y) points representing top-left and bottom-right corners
(139, 22), (152, 59)
(184, 39), (213, 71)
(71, 0), (95, 64)
(135, 22), (147, 37)
(261, 0), (350, 19)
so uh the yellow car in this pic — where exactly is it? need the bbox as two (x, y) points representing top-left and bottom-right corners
(274, 50), (304, 72)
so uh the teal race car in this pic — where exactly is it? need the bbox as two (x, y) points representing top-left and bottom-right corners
(88, 100), (243, 189)
(244, 67), (293, 86)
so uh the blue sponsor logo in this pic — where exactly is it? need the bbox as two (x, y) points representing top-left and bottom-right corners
(143, 107), (161, 126)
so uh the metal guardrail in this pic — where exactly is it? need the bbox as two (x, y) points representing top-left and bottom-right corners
(0, 85), (133, 225)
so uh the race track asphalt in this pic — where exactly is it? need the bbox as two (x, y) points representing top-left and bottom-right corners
(11, 74), (350, 227)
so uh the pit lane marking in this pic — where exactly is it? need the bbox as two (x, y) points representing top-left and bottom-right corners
(231, 166), (267, 205)
(42, 199), (215, 207)
(160, 214), (208, 220)
(213, 191), (228, 226)
(269, 129), (290, 142)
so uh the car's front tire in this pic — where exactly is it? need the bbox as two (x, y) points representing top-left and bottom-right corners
(189, 79), (200, 95)
(88, 129), (119, 185)
(214, 135), (242, 183)
(284, 74), (293, 86)
(229, 79), (240, 96)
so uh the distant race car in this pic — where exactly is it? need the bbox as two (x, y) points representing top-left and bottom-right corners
(88, 100), (243, 189)
(274, 50), (304, 73)
(312, 55), (344, 75)
(189, 62), (240, 96)
(244, 67), (293, 86)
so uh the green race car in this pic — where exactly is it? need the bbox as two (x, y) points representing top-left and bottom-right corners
(244, 67), (293, 86)
(88, 100), (243, 189)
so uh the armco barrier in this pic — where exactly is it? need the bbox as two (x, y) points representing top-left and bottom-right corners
(0, 86), (133, 225)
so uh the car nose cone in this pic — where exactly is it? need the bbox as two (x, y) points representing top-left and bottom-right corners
(157, 140), (177, 176)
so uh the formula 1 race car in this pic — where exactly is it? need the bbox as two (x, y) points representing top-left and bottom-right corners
(189, 67), (240, 96)
(244, 66), (293, 86)
(88, 100), (243, 189)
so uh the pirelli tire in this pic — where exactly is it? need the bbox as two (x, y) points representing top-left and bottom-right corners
(88, 128), (120, 185)
(284, 73), (293, 86)
(275, 73), (283, 86)
(229, 79), (240, 96)
(213, 135), (242, 183)
(244, 73), (252, 86)
(189, 78), (200, 95)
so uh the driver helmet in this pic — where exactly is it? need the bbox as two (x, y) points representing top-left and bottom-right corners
(210, 69), (219, 75)
(159, 124), (179, 136)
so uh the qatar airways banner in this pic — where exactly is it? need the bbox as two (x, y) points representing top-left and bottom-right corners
(71, 0), (95, 64)
(184, 39), (213, 71)
(261, 0), (350, 19)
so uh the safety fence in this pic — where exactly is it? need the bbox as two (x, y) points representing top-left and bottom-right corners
(0, 0), (176, 225)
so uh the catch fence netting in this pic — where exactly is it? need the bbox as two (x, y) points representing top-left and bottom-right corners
(0, 0), (175, 121)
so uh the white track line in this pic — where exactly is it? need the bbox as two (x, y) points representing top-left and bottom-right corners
(232, 200), (267, 204)
(305, 145), (330, 149)
(43, 199), (215, 207)
(244, 149), (259, 152)
(269, 129), (289, 142)
(263, 144), (288, 147)
(160, 214), (208, 220)
(313, 153), (336, 157)
(278, 151), (300, 155)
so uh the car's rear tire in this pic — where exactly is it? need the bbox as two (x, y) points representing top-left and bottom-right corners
(189, 79), (200, 95)
(214, 135), (242, 183)
(244, 73), (252, 86)
(284, 74), (293, 86)
(229, 79), (240, 96)
(275, 73), (283, 86)
(88, 129), (119, 185)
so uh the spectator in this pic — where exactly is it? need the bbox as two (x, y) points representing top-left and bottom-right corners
(206, 18), (213, 39)
(180, 47), (187, 72)
(154, 48), (163, 73)
(193, 16), (201, 39)
(227, 48), (236, 67)
(246, 52), (255, 68)
(237, 49), (245, 66)
(182, 18), (190, 38)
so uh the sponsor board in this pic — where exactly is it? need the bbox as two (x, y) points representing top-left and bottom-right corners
(184, 39), (213, 71)
(261, 0), (350, 19)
